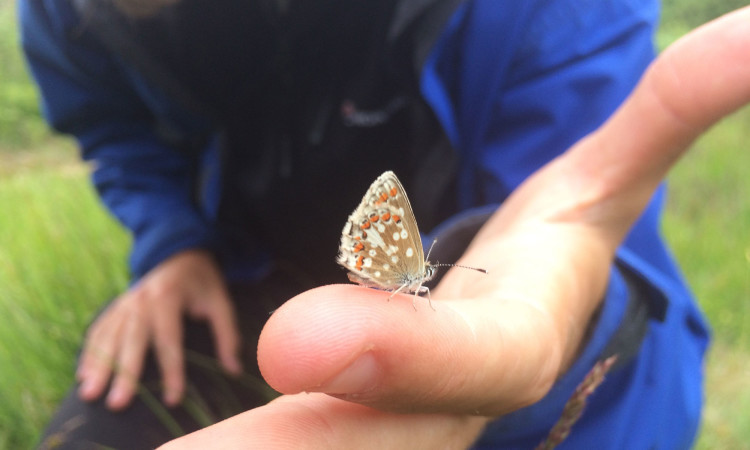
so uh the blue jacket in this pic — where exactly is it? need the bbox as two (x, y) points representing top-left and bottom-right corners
(20, 0), (709, 447)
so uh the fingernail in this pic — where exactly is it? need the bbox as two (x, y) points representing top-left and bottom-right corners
(316, 352), (380, 394)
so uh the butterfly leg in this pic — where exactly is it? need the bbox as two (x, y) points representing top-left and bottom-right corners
(388, 284), (435, 311)
(388, 283), (409, 303)
(416, 285), (436, 311)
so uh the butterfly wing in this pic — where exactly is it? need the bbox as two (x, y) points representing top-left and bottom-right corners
(368, 171), (426, 275)
(337, 171), (428, 291)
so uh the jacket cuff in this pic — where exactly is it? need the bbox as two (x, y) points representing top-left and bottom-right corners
(129, 214), (216, 279)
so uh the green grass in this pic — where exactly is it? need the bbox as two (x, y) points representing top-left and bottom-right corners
(0, 0), (49, 149)
(664, 108), (750, 449)
(663, 106), (750, 349)
(1, 0), (749, 448)
(0, 148), (130, 448)
(0, 3), (130, 443)
(663, 105), (750, 450)
(696, 344), (750, 449)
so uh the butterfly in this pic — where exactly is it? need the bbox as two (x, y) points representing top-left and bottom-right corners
(337, 171), (486, 310)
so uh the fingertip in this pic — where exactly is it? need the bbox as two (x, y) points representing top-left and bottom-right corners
(214, 326), (243, 375)
(222, 354), (244, 376)
(163, 389), (182, 407)
(257, 285), (424, 394)
(258, 286), (367, 390)
(105, 384), (132, 411)
(77, 377), (104, 402)
(162, 369), (186, 407)
(76, 359), (112, 402)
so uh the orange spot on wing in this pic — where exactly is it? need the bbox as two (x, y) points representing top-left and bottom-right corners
(353, 242), (364, 252)
(392, 215), (401, 223)
(360, 220), (371, 230)
(355, 255), (364, 270)
(382, 212), (391, 221)
(369, 213), (380, 222)
(380, 192), (389, 202)
(389, 187), (398, 197)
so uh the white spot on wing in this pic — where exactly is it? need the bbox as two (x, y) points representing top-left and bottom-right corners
(406, 247), (414, 258)
(392, 231), (400, 241)
(367, 228), (386, 248)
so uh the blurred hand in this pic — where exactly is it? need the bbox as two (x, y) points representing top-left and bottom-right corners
(76, 249), (242, 410)
(161, 7), (750, 449)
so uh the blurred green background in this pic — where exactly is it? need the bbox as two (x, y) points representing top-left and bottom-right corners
(1, 0), (749, 448)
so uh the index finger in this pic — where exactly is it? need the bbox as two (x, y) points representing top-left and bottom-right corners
(158, 393), (488, 450)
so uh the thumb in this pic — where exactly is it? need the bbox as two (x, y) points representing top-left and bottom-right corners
(257, 284), (560, 416)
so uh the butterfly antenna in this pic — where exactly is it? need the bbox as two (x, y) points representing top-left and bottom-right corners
(433, 263), (488, 274)
(427, 238), (488, 274)
(425, 237), (438, 262)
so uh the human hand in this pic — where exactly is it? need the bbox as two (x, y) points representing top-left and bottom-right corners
(160, 7), (750, 449)
(76, 249), (242, 410)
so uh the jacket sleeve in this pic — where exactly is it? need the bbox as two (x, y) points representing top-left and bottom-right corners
(20, 0), (217, 279)
(422, 0), (668, 300)
(423, 0), (659, 197)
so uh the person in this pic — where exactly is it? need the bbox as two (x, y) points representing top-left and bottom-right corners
(20, 0), (750, 447)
